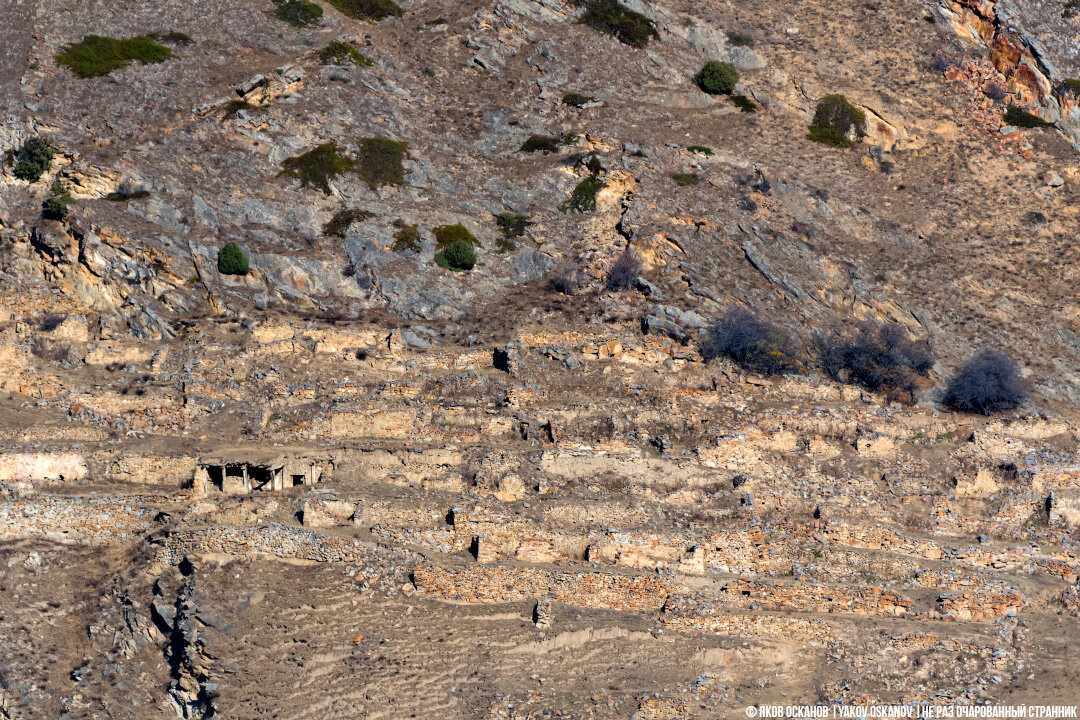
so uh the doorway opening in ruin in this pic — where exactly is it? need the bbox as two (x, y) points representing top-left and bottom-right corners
(291, 474), (306, 486)
(249, 466), (272, 491)
(223, 464), (247, 493)
(207, 465), (224, 490)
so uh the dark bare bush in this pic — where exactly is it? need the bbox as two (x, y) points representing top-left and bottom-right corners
(30, 337), (72, 364)
(702, 307), (799, 375)
(819, 321), (932, 401)
(606, 248), (642, 290)
(929, 51), (962, 73)
(942, 349), (1026, 415)
(596, 472), (628, 493)
(552, 263), (586, 295)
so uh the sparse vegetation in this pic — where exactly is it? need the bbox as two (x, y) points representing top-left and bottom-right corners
(819, 321), (932, 401)
(702, 307), (799, 375)
(561, 176), (603, 213)
(55, 34), (174, 78)
(520, 135), (561, 154)
(687, 145), (713, 156)
(323, 207), (374, 237)
(217, 243), (250, 275)
(1003, 104), (1052, 128)
(105, 186), (151, 201)
(435, 238), (476, 271)
(320, 40), (373, 66)
(12, 137), (55, 182)
(355, 136), (407, 189)
(807, 94), (866, 147)
(694, 60), (739, 95)
(942, 349), (1026, 414)
(156, 31), (195, 46)
(325, 0), (403, 21)
(574, 0), (658, 48)
(728, 32), (754, 47)
(672, 173), (699, 186)
(732, 95), (757, 113)
(222, 100), (260, 118)
(562, 93), (595, 108)
(1063, 78), (1080, 93)
(606, 248), (642, 290)
(279, 143), (352, 195)
(433, 223), (480, 250)
(391, 219), (421, 252)
(42, 183), (75, 221)
(929, 51), (962, 73)
(274, 0), (324, 26)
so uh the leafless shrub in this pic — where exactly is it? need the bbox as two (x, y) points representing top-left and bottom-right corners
(30, 337), (72, 364)
(606, 248), (642, 291)
(596, 472), (628, 493)
(702, 307), (799, 375)
(942, 349), (1026, 415)
(818, 321), (932, 402)
(551, 263), (586, 295)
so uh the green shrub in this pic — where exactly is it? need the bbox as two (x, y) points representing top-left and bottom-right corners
(495, 212), (529, 252)
(42, 184), (74, 221)
(672, 173), (699, 186)
(12, 137), (55, 182)
(807, 125), (851, 147)
(496, 212), (530, 238)
(562, 92), (595, 107)
(217, 243), (250, 275)
(55, 35), (173, 78)
(391, 219), (421, 252)
(323, 207), (374, 237)
(435, 238), (476, 271)
(728, 32), (754, 47)
(576, 0), (657, 48)
(807, 94), (866, 147)
(325, 0), (402, 20)
(562, 133), (582, 146)
(520, 135), (561, 154)
(274, 0), (324, 26)
(355, 136), (407, 189)
(694, 61), (739, 95)
(687, 145), (713, 156)
(433, 223), (480, 250)
(561, 176), (603, 213)
(1003, 104), (1052, 128)
(320, 40), (373, 65)
(279, 143), (352, 195)
(1063, 78), (1080, 94)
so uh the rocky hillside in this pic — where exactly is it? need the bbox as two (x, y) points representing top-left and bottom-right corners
(1, 0), (1080, 717)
